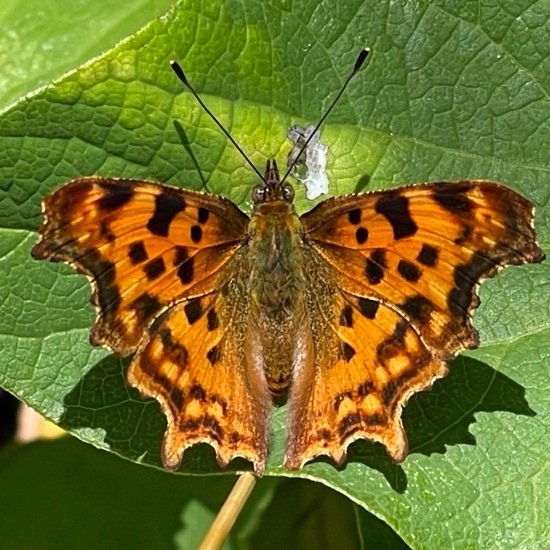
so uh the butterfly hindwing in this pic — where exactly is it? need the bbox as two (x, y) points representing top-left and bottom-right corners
(32, 178), (249, 355)
(285, 253), (448, 469)
(127, 266), (272, 474)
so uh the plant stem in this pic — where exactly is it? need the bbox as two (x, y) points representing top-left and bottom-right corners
(198, 473), (257, 550)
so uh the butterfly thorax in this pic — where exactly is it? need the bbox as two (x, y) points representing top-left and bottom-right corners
(246, 161), (308, 399)
(248, 201), (304, 311)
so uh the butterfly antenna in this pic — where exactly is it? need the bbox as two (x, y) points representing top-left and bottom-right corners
(281, 48), (370, 184)
(170, 61), (266, 183)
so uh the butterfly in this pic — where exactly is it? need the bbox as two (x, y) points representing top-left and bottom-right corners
(31, 51), (545, 475)
(31, 163), (544, 474)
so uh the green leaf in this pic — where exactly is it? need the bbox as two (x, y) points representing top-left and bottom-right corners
(1, 0), (549, 548)
(0, 0), (175, 109)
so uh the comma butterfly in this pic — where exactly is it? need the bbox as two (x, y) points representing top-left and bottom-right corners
(31, 50), (544, 475)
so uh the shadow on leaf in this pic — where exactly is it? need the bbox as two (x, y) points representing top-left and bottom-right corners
(344, 355), (535, 492)
(353, 173), (371, 193)
(59, 354), (238, 474)
(60, 353), (534, 484)
(173, 120), (209, 189)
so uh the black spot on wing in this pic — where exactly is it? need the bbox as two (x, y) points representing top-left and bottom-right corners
(339, 305), (353, 327)
(174, 246), (194, 284)
(207, 309), (219, 331)
(177, 256), (194, 284)
(190, 225), (203, 243)
(184, 299), (203, 324)
(376, 320), (408, 362)
(174, 246), (188, 265)
(365, 259), (383, 284)
(397, 260), (421, 282)
(392, 320), (407, 342)
(348, 208), (361, 225)
(417, 244), (438, 267)
(400, 295), (432, 324)
(433, 184), (473, 215)
(129, 241), (148, 265)
(147, 191), (186, 236)
(131, 293), (162, 322)
(198, 207), (210, 224)
(158, 327), (189, 366)
(365, 249), (387, 285)
(342, 342), (356, 361)
(357, 297), (379, 319)
(355, 227), (369, 244)
(207, 345), (221, 365)
(372, 249), (387, 267)
(375, 193), (418, 239)
(144, 257), (166, 281)
(98, 183), (133, 211)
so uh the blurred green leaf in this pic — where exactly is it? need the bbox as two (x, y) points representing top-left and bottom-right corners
(1, 438), (390, 550)
(1, 0), (549, 548)
(0, 0), (175, 108)
(0, 437), (236, 550)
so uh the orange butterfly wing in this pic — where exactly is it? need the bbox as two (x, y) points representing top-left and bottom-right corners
(33, 178), (272, 472)
(127, 270), (271, 474)
(285, 287), (448, 468)
(285, 181), (544, 468)
(32, 178), (248, 354)
(301, 181), (543, 356)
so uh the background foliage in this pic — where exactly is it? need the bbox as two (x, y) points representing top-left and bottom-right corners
(0, 0), (549, 548)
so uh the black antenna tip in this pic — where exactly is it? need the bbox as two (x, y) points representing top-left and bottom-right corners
(353, 47), (370, 74)
(170, 60), (190, 87)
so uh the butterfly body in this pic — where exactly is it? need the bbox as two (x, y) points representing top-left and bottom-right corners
(247, 195), (307, 399)
(32, 161), (544, 474)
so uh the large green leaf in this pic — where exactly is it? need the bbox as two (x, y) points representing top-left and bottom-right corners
(1, 0), (549, 548)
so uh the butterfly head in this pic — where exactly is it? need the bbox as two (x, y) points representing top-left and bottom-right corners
(252, 160), (295, 205)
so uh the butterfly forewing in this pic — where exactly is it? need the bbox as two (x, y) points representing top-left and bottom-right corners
(32, 178), (249, 355)
(300, 181), (544, 358)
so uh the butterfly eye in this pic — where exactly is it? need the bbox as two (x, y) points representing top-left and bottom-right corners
(252, 185), (267, 203)
(283, 184), (295, 202)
